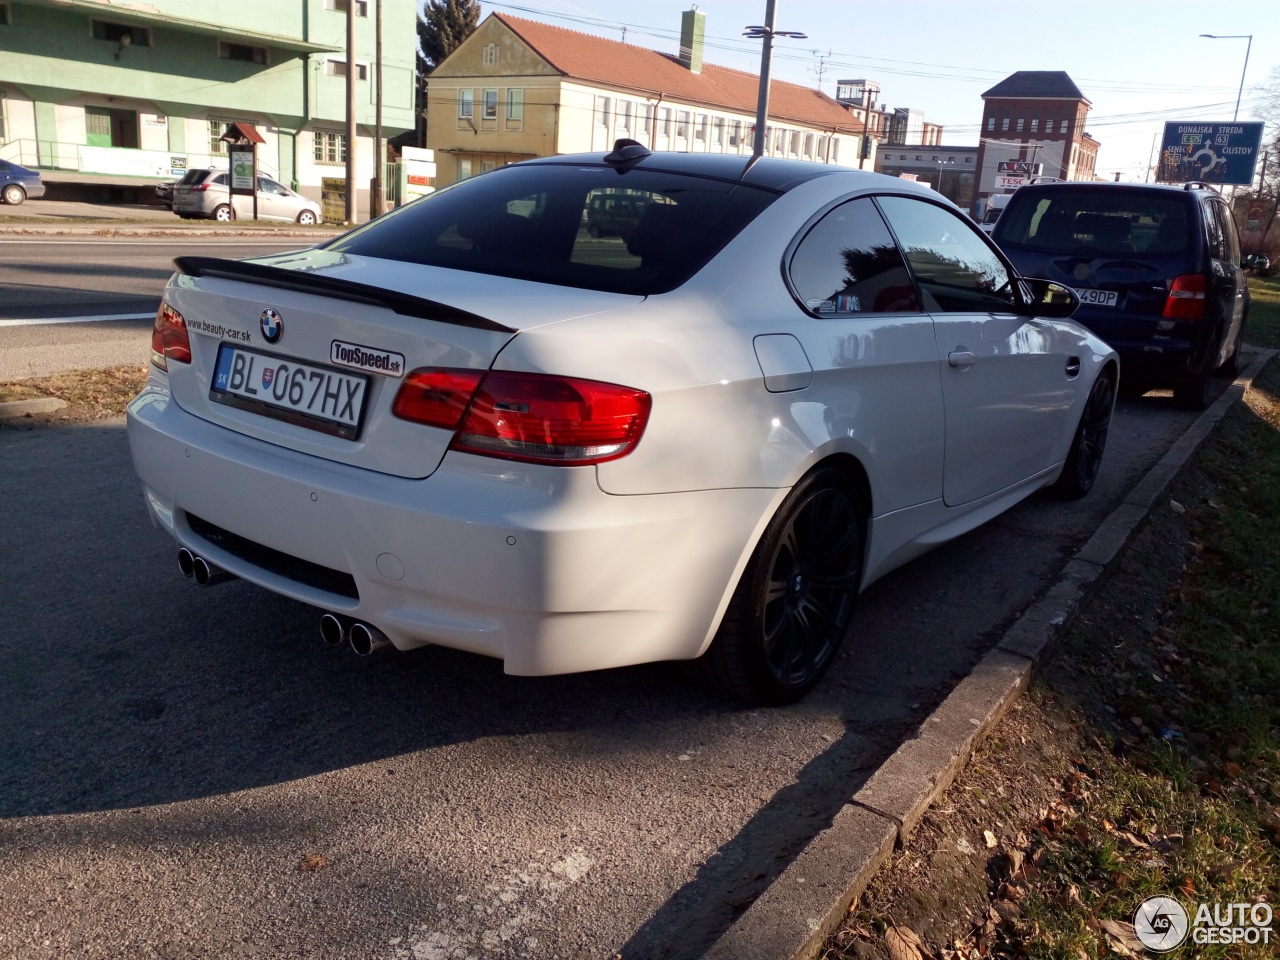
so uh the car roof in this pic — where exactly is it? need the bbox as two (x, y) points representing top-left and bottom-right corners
(525, 149), (907, 194)
(1012, 181), (1219, 199)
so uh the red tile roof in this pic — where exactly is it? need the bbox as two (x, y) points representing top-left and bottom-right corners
(489, 14), (860, 134)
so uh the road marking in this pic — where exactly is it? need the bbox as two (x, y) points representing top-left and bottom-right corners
(0, 313), (155, 327)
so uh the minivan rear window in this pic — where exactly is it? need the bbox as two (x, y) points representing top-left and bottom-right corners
(326, 164), (779, 295)
(995, 190), (1191, 257)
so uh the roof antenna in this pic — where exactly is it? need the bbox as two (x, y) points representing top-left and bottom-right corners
(605, 138), (651, 165)
(621, 26), (626, 43)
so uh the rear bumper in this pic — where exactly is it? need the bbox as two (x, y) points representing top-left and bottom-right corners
(126, 379), (777, 675)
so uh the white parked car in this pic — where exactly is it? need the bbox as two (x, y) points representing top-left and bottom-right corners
(128, 142), (1117, 704)
(171, 168), (322, 224)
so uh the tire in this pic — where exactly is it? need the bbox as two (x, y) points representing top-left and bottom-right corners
(1172, 326), (1220, 410)
(212, 204), (234, 223)
(2, 184), (26, 205)
(689, 467), (865, 705)
(587, 224), (602, 238)
(297, 210), (317, 226)
(1052, 367), (1115, 499)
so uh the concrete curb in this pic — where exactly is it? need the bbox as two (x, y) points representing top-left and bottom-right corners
(704, 346), (1277, 960)
(0, 397), (69, 419)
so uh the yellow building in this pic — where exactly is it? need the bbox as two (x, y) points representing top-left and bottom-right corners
(425, 10), (864, 188)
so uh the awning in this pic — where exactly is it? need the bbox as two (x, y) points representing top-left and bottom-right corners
(220, 122), (266, 145)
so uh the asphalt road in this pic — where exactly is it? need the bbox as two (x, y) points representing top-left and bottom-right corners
(0, 320), (1245, 957)
(0, 238), (316, 380)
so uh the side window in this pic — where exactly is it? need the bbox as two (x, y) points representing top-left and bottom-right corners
(875, 196), (1015, 313)
(787, 197), (921, 316)
(1203, 201), (1226, 261)
(1211, 202), (1239, 263)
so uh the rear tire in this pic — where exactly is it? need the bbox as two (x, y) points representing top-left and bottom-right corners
(1173, 325), (1221, 410)
(1052, 367), (1115, 499)
(688, 467), (864, 705)
(1216, 312), (1247, 379)
(1, 184), (26, 205)
(213, 204), (234, 223)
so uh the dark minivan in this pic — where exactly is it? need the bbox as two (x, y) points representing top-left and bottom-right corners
(992, 181), (1249, 408)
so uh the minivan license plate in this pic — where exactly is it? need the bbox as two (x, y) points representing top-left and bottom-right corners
(1075, 288), (1118, 307)
(211, 344), (367, 439)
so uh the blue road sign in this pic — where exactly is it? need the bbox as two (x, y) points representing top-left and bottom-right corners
(1157, 122), (1264, 186)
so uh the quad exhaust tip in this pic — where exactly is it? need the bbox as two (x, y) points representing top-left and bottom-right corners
(349, 621), (391, 657)
(178, 548), (235, 586)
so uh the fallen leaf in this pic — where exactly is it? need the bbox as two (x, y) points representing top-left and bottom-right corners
(885, 926), (925, 960)
(984, 830), (998, 849)
(1169, 499), (1186, 515)
(298, 854), (326, 872)
(1100, 918), (1144, 956)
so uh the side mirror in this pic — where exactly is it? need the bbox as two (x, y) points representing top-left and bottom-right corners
(1017, 277), (1079, 319)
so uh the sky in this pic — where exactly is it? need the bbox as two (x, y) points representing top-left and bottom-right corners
(462, 0), (1278, 182)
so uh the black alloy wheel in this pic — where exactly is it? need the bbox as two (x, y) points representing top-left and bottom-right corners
(1052, 368), (1115, 499)
(691, 468), (864, 705)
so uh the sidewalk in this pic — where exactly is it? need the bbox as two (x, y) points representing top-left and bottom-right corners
(0, 197), (348, 238)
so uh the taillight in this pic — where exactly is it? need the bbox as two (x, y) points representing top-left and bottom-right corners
(391, 368), (651, 466)
(190, 183), (210, 192)
(1163, 274), (1206, 320)
(150, 302), (191, 370)
(391, 369), (485, 428)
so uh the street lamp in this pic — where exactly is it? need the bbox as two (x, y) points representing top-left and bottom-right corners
(744, 1), (806, 158)
(1200, 33), (1252, 121)
(933, 157), (955, 199)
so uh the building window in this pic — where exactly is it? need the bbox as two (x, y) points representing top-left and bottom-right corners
(987, 117), (995, 131)
(458, 89), (473, 119)
(482, 88), (497, 120)
(1001, 118), (1009, 132)
(220, 42), (268, 64)
(712, 118), (725, 146)
(729, 120), (742, 147)
(804, 132), (814, 159)
(1060, 119), (1068, 133)
(91, 19), (150, 47)
(1016, 118), (1024, 132)
(640, 103), (653, 136)
(676, 110), (690, 139)
(482, 43), (499, 66)
(964, 156), (973, 163)
(325, 59), (368, 80)
(659, 107), (672, 139)
(313, 129), (347, 164)
(596, 96), (612, 129)
(208, 116), (253, 155)
(506, 88), (523, 121)
(1030, 118), (1039, 133)
(695, 114), (707, 142)
(774, 127), (786, 154)
(325, 0), (368, 15)
(618, 100), (632, 134)
(458, 158), (473, 181)
(0, 3), (10, 26)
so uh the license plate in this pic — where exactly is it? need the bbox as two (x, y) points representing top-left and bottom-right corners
(211, 344), (367, 439)
(1075, 287), (1118, 307)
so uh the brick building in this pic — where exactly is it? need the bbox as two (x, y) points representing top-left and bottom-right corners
(972, 71), (1099, 216)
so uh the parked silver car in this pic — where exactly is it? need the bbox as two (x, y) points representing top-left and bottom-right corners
(171, 169), (322, 224)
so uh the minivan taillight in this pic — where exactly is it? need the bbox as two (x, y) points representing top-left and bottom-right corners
(150, 302), (191, 369)
(392, 368), (651, 466)
(1163, 274), (1207, 320)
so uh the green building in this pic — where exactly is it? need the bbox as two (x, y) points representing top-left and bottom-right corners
(0, 0), (415, 208)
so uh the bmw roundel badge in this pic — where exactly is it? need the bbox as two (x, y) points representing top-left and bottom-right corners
(260, 308), (283, 343)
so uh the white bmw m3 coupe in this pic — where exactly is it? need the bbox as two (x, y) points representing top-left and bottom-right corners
(127, 141), (1117, 704)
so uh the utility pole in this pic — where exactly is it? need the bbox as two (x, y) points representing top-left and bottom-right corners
(371, 0), (383, 220)
(344, 0), (357, 224)
(744, 1), (806, 159)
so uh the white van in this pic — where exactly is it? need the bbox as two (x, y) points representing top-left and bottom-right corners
(977, 193), (1011, 234)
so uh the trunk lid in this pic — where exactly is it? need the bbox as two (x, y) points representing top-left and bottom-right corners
(161, 249), (644, 479)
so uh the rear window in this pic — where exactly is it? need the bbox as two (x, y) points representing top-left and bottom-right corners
(994, 189), (1193, 257)
(177, 170), (208, 185)
(326, 164), (779, 295)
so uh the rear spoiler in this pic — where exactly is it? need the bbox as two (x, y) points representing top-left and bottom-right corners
(172, 256), (515, 334)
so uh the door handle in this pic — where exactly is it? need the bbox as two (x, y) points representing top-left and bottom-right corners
(1065, 356), (1081, 377)
(948, 350), (975, 368)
